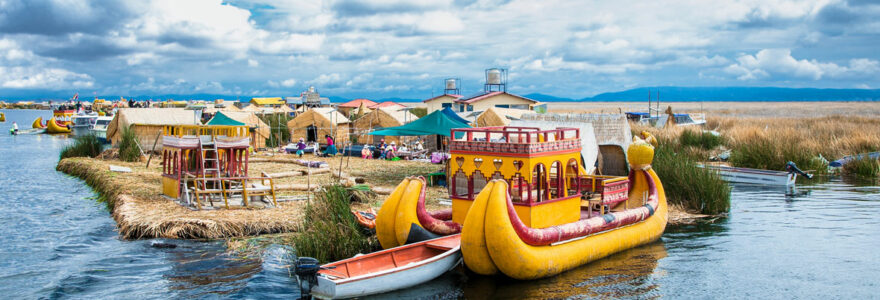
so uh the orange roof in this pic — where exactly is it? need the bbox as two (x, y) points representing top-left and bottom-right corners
(338, 98), (378, 108)
(456, 91), (538, 104)
(368, 101), (406, 109)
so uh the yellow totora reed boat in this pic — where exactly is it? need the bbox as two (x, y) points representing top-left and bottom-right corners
(377, 126), (667, 280)
(33, 116), (46, 128)
(46, 117), (72, 134)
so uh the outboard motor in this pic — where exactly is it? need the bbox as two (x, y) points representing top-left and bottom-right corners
(294, 257), (320, 299)
(785, 161), (813, 179)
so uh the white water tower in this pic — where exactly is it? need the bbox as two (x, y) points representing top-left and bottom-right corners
(484, 68), (507, 92)
(444, 78), (460, 95)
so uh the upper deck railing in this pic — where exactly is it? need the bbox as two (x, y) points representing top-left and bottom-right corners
(449, 126), (581, 156)
(163, 125), (250, 139)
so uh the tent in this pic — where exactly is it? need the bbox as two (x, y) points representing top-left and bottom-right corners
(441, 106), (471, 125)
(106, 108), (200, 151)
(353, 107), (419, 144)
(207, 111), (271, 149)
(370, 108), (469, 137)
(287, 107), (350, 144)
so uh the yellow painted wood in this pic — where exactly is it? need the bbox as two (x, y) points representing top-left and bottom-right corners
(475, 170), (667, 280)
(375, 178), (411, 249)
(162, 176), (178, 198)
(393, 179), (425, 246)
(460, 181), (499, 275)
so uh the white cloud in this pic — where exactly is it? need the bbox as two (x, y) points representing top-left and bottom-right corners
(0, 66), (94, 89)
(724, 49), (879, 81)
(248, 59), (260, 67)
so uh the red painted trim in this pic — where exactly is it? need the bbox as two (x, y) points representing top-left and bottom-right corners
(450, 147), (583, 158)
(413, 176), (462, 235)
(504, 170), (660, 246)
(319, 235), (460, 284)
(451, 193), (580, 207)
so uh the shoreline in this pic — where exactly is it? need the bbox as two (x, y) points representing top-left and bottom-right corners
(57, 156), (712, 242)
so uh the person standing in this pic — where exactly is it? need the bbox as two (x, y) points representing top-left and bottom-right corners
(323, 135), (338, 156)
(12, 122), (19, 135)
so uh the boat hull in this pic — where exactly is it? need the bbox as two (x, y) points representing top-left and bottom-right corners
(702, 165), (795, 186)
(46, 118), (71, 134)
(462, 169), (667, 280)
(311, 235), (461, 299)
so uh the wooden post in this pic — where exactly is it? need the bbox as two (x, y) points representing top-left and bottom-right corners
(145, 131), (163, 168)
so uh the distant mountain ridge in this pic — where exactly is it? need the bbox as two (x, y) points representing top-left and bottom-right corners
(3, 87), (879, 102)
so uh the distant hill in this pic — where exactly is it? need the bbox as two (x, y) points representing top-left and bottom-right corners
(585, 87), (880, 102)
(523, 93), (576, 102)
(4, 87), (880, 103)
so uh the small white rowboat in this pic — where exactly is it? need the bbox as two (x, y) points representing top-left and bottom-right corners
(700, 165), (797, 186)
(296, 234), (461, 299)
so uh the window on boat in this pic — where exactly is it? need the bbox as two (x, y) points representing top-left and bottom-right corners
(566, 159), (580, 196)
(472, 171), (488, 195)
(532, 163), (549, 202)
(452, 170), (469, 198)
(550, 161), (563, 198)
(510, 173), (528, 203)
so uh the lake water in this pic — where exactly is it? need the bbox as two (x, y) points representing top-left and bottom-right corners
(1, 109), (878, 299)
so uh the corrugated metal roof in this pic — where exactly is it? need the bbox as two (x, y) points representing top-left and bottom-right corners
(338, 98), (378, 108)
(250, 97), (285, 105)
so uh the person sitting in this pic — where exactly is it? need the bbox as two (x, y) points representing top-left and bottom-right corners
(294, 138), (307, 157)
(12, 122), (19, 135)
(414, 140), (424, 151)
(397, 144), (409, 160)
(384, 141), (397, 160)
(322, 135), (338, 157)
(361, 145), (372, 159)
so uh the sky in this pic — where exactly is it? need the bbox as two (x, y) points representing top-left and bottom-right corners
(0, 0), (878, 100)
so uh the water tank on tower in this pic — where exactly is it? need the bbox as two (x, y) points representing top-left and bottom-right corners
(446, 78), (457, 90)
(444, 78), (460, 95)
(484, 68), (507, 92)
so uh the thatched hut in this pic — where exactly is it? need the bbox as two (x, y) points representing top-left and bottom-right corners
(106, 108), (200, 151)
(475, 107), (531, 127)
(206, 111), (271, 149)
(353, 107), (419, 144)
(286, 107), (350, 144)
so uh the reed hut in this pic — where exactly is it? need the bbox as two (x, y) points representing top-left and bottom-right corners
(286, 107), (350, 144)
(106, 108), (200, 151)
(475, 107), (531, 127)
(353, 107), (419, 144)
(206, 111), (271, 149)
(274, 105), (295, 116)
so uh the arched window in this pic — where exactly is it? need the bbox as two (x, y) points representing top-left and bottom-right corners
(566, 158), (580, 196)
(452, 170), (469, 198)
(510, 173), (528, 203)
(550, 161), (563, 198)
(472, 171), (488, 195)
(532, 163), (548, 202)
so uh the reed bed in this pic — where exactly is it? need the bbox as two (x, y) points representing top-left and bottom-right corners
(57, 157), (304, 239)
(118, 126), (142, 162)
(652, 144), (731, 215)
(842, 157), (880, 179)
(291, 184), (379, 263)
(59, 134), (104, 159)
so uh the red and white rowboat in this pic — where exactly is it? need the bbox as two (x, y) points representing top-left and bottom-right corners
(301, 234), (461, 299)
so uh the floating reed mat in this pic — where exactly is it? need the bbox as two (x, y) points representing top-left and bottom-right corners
(56, 158), (304, 239)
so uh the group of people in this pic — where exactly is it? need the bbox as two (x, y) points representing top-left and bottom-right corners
(291, 135), (338, 157)
(360, 138), (424, 160)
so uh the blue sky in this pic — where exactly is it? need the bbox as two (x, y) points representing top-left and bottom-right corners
(0, 0), (878, 99)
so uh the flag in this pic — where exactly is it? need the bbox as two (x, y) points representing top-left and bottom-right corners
(72, 93), (78, 101)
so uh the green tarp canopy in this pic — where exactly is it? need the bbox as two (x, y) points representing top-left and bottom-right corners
(370, 109), (470, 137)
(206, 112), (246, 126)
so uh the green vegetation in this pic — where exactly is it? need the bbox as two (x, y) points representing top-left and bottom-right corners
(679, 129), (723, 150)
(652, 144), (731, 215)
(410, 107), (427, 118)
(291, 184), (378, 263)
(728, 135), (828, 175)
(118, 126), (142, 162)
(259, 114), (294, 148)
(60, 134), (104, 159)
(842, 157), (880, 179)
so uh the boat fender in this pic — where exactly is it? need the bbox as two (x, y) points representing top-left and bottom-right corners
(294, 257), (321, 299)
(404, 223), (441, 244)
(602, 214), (616, 224)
